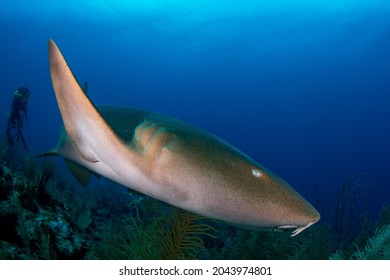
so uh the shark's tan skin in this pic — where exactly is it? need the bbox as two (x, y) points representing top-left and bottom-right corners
(46, 39), (320, 236)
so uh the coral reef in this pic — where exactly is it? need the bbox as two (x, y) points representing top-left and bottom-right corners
(0, 162), (86, 259)
(88, 197), (217, 260)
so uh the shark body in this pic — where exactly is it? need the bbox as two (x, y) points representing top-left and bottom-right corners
(46, 40), (320, 236)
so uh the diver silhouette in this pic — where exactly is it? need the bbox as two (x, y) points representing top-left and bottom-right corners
(6, 87), (31, 150)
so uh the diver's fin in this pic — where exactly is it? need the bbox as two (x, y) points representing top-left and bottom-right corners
(17, 128), (28, 150)
(64, 159), (91, 187)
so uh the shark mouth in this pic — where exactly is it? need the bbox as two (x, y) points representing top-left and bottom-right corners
(274, 222), (316, 237)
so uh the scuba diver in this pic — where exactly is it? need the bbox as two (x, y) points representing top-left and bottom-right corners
(6, 87), (31, 150)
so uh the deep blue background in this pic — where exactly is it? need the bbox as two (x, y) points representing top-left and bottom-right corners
(1, 0), (389, 216)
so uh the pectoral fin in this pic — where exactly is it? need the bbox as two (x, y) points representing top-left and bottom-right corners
(64, 159), (92, 187)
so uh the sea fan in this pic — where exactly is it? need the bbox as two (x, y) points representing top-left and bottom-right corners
(351, 224), (390, 260)
(132, 198), (217, 259)
(153, 208), (217, 259)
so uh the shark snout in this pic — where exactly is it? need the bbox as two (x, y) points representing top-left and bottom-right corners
(291, 209), (320, 236)
(275, 204), (320, 236)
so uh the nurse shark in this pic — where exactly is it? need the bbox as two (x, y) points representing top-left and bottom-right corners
(44, 39), (320, 236)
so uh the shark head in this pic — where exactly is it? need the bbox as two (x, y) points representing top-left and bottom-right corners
(45, 39), (320, 236)
(143, 126), (321, 236)
(214, 162), (320, 236)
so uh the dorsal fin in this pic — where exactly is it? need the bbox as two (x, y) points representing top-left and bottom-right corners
(82, 81), (88, 94)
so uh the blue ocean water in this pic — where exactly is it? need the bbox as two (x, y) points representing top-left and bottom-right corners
(1, 0), (389, 220)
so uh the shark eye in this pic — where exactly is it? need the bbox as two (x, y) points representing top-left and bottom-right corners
(252, 169), (262, 178)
